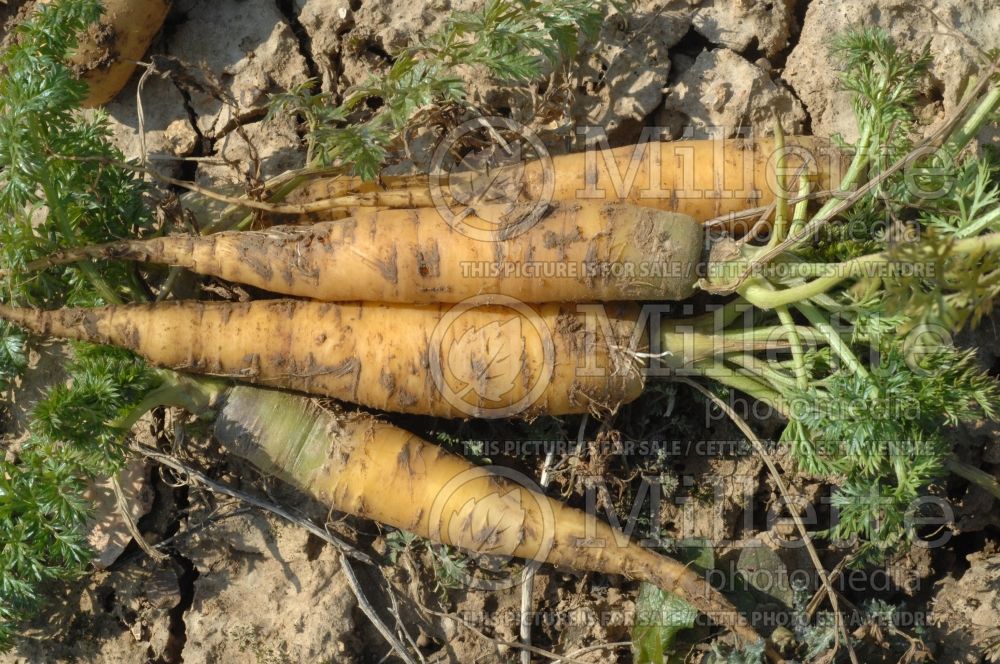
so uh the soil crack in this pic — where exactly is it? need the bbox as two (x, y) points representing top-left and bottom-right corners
(275, 0), (322, 82)
(171, 80), (212, 182)
(159, 552), (198, 664)
(158, 476), (199, 664)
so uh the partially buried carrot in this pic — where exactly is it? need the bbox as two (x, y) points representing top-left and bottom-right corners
(28, 202), (705, 303)
(39, 0), (171, 107)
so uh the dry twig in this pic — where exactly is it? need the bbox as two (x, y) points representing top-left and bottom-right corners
(132, 444), (422, 664)
(676, 378), (860, 664)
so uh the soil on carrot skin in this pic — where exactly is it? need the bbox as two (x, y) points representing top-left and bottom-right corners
(2, 1), (1000, 663)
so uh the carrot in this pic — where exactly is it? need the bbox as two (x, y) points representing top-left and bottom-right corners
(0, 299), (647, 418)
(286, 136), (847, 227)
(0, 297), (814, 418)
(211, 383), (778, 657)
(28, 202), (705, 303)
(39, 0), (171, 107)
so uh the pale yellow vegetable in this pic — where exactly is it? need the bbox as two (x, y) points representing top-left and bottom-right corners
(40, 0), (171, 106)
(215, 385), (777, 657)
(0, 296), (811, 418)
(30, 202), (705, 303)
(0, 299), (647, 418)
(290, 136), (848, 228)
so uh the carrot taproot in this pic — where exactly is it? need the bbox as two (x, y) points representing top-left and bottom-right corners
(28, 202), (705, 303)
(39, 0), (171, 107)
(212, 383), (778, 658)
(286, 136), (847, 227)
(0, 297), (816, 418)
(0, 299), (646, 419)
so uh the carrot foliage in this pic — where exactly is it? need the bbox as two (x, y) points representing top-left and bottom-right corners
(0, 0), (158, 650)
(0, 0), (151, 307)
(702, 30), (1000, 558)
(266, 0), (613, 177)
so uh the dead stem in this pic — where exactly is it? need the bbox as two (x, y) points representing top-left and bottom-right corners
(132, 444), (422, 664)
(675, 377), (860, 664)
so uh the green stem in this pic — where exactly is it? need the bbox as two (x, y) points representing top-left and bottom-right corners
(777, 257), (883, 279)
(795, 300), (870, 379)
(767, 118), (789, 249)
(783, 81), (998, 251)
(155, 266), (184, 302)
(686, 299), (754, 333)
(811, 292), (846, 314)
(946, 456), (1000, 500)
(957, 204), (1000, 238)
(788, 174), (812, 238)
(744, 231), (1000, 309)
(943, 86), (1000, 157)
(726, 354), (799, 391)
(776, 305), (809, 390)
(658, 323), (829, 368)
(800, 123), (873, 240)
(697, 362), (790, 417)
(741, 270), (844, 309)
(73, 257), (121, 304)
(115, 373), (227, 431)
(717, 325), (829, 346)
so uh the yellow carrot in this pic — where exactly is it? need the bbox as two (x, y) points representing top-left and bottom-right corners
(29, 202), (704, 303)
(213, 384), (778, 658)
(287, 136), (847, 228)
(0, 299), (646, 419)
(40, 0), (171, 107)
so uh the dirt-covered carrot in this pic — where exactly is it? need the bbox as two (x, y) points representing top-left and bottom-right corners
(287, 136), (847, 226)
(29, 202), (705, 303)
(0, 299), (647, 418)
(210, 383), (776, 656)
(39, 0), (171, 107)
(0, 297), (818, 419)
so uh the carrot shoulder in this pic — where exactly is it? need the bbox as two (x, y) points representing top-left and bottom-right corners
(39, 0), (171, 107)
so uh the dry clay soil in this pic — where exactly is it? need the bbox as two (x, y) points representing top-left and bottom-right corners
(2, 1), (1000, 663)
